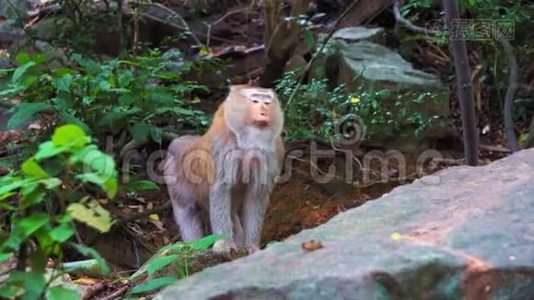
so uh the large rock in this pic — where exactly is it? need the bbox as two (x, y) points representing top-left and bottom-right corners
(157, 149), (534, 299)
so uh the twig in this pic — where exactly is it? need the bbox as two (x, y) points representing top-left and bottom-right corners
(285, 0), (362, 110)
(113, 201), (172, 228)
(392, 0), (438, 35)
(100, 286), (129, 300)
(139, 3), (203, 47)
(81, 282), (107, 300)
(206, 6), (251, 46)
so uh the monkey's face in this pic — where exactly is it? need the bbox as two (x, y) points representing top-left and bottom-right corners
(224, 85), (284, 142)
(239, 88), (279, 129)
(248, 93), (273, 128)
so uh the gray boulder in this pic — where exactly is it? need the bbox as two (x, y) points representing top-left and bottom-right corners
(157, 148), (534, 299)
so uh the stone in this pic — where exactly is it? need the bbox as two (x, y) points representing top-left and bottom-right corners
(157, 149), (534, 299)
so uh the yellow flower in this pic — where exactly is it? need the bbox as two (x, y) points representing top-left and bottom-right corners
(390, 232), (402, 241)
(350, 97), (361, 104)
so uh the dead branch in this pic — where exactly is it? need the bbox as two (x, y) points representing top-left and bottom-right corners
(393, 0), (438, 35)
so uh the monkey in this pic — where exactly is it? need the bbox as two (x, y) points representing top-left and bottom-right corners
(163, 84), (284, 255)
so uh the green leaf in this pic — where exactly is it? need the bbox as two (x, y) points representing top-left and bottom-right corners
(69, 243), (111, 276)
(124, 180), (159, 192)
(129, 277), (177, 294)
(67, 201), (114, 233)
(76, 173), (117, 199)
(49, 223), (74, 242)
(149, 127), (163, 144)
(18, 213), (49, 237)
(0, 253), (12, 264)
(189, 234), (223, 250)
(21, 186), (44, 209)
(21, 158), (49, 179)
(46, 286), (80, 300)
(7, 103), (50, 130)
(39, 178), (62, 189)
(54, 74), (73, 92)
(131, 121), (150, 142)
(6, 271), (46, 300)
(146, 87), (174, 104)
(75, 147), (116, 177)
(12, 61), (36, 84)
(52, 124), (89, 149)
(304, 30), (315, 48)
(34, 141), (66, 160)
(72, 54), (100, 74)
(0, 178), (34, 195)
(58, 112), (91, 134)
(146, 254), (178, 276)
(0, 285), (25, 299)
(15, 53), (30, 65)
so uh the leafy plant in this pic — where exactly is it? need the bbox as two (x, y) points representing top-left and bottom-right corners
(276, 72), (441, 143)
(0, 124), (117, 299)
(128, 234), (221, 296)
(0, 50), (209, 150)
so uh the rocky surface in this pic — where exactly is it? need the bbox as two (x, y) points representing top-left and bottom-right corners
(157, 148), (534, 299)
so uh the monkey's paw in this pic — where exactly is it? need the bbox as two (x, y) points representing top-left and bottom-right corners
(213, 239), (238, 260)
(246, 245), (260, 255)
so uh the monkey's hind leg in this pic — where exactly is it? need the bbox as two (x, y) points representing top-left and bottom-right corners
(172, 202), (204, 241)
(169, 190), (204, 241)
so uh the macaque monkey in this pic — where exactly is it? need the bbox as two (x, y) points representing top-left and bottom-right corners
(163, 85), (284, 255)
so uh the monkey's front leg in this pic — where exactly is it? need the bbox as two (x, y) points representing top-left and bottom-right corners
(242, 184), (271, 253)
(209, 182), (238, 255)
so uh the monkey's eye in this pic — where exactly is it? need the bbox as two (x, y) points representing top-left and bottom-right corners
(252, 99), (259, 103)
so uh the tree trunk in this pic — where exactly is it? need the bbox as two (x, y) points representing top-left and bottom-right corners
(443, 0), (479, 165)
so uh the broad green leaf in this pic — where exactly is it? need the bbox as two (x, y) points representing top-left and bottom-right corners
(131, 121), (150, 141)
(46, 286), (80, 300)
(69, 243), (110, 276)
(67, 201), (114, 233)
(12, 61), (36, 84)
(189, 234), (223, 250)
(6, 271), (46, 300)
(49, 223), (74, 242)
(34, 141), (66, 160)
(19, 213), (49, 237)
(54, 74), (73, 92)
(129, 277), (177, 294)
(21, 158), (48, 179)
(52, 124), (89, 149)
(146, 254), (178, 276)
(7, 102), (50, 130)
(77, 148), (116, 176)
